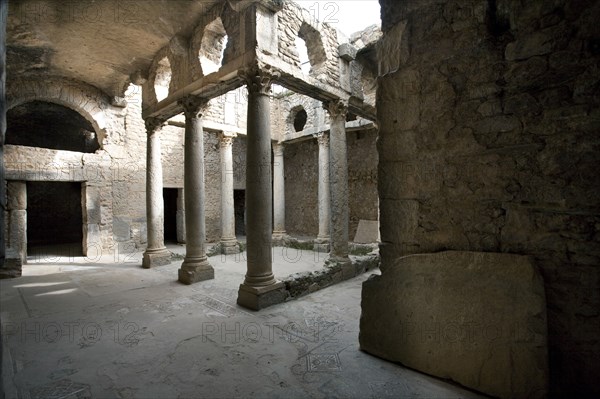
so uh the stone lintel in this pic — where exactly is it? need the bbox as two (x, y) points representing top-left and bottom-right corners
(142, 247), (171, 269)
(237, 281), (286, 310)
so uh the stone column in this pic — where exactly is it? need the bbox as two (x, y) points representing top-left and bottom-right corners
(272, 142), (287, 244)
(178, 96), (214, 284)
(0, 0), (13, 276)
(237, 66), (285, 310)
(220, 133), (239, 254)
(7, 181), (27, 265)
(314, 132), (331, 252)
(325, 99), (350, 263)
(176, 188), (186, 244)
(142, 117), (171, 268)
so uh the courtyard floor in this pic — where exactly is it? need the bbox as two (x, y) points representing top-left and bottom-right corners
(1, 243), (484, 399)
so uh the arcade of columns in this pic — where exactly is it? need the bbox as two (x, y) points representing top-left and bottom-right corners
(142, 68), (352, 310)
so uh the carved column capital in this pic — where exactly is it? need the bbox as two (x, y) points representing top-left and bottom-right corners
(314, 132), (330, 147)
(323, 99), (348, 119)
(220, 134), (235, 148)
(272, 142), (284, 156)
(240, 66), (280, 95)
(145, 117), (165, 134)
(179, 95), (209, 119)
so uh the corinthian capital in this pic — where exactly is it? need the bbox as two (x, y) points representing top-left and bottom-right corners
(240, 65), (280, 95)
(314, 132), (329, 146)
(179, 95), (209, 119)
(272, 142), (284, 156)
(323, 99), (348, 119)
(145, 117), (165, 134)
(220, 134), (235, 148)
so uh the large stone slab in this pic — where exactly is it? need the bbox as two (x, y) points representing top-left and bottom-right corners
(359, 251), (548, 399)
(353, 220), (379, 243)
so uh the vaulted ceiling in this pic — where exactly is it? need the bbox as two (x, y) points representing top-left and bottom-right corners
(7, 0), (222, 97)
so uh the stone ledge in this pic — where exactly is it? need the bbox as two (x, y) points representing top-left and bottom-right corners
(283, 252), (380, 299)
(359, 251), (548, 399)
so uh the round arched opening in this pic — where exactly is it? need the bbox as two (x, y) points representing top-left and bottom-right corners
(199, 18), (228, 75)
(293, 108), (308, 132)
(154, 57), (172, 102)
(7, 101), (100, 153)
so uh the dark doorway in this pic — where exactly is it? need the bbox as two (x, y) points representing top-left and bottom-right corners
(234, 189), (246, 236)
(27, 181), (83, 256)
(163, 188), (178, 244)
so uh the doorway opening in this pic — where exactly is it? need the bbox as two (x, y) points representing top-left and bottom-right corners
(27, 181), (83, 259)
(163, 188), (178, 244)
(234, 189), (246, 236)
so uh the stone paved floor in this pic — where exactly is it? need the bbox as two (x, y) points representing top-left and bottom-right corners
(1, 244), (484, 399)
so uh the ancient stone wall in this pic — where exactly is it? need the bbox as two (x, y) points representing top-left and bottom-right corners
(348, 128), (378, 238)
(377, 0), (600, 395)
(284, 139), (319, 236)
(232, 135), (247, 191)
(276, 1), (340, 86)
(284, 127), (378, 240)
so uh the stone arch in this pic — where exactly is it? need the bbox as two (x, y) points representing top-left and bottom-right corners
(191, 4), (237, 80)
(7, 101), (100, 153)
(198, 17), (228, 75)
(297, 22), (327, 75)
(154, 57), (172, 102)
(278, 1), (337, 82)
(147, 46), (176, 104)
(288, 105), (308, 132)
(6, 77), (111, 147)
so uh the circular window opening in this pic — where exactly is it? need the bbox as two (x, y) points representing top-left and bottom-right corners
(293, 109), (307, 132)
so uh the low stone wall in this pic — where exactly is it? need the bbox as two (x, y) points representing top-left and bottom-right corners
(283, 253), (379, 299)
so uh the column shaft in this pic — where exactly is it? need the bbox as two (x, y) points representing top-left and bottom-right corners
(314, 132), (331, 252)
(326, 100), (350, 262)
(220, 134), (239, 254)
(272, 142), (286, 243)
(178, 97), (214, 284)
(6, 181), (27, 264)
(237, 67), (285, 310)
(143, 118), (171, 268)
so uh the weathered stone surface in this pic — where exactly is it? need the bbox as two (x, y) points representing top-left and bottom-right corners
(377, 1), (600, 394)
(353, 220), (379, 243)
(237, 282), (287, 311)
(360, 251), (548, 399)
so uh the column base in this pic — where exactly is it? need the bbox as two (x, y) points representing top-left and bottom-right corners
(0, 249), (23, 279)
(325, 256), (355, 280)
(237, 281), (287, 310)
(178, 257), (214, 284)
(142, 247), (171, 269)
(272, 231), (288, 246)
(313, 237), (330, 253)
(220, 239), (240, 255)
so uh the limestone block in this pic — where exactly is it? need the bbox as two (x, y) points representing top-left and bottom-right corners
(360, 251), (548, 399)
(338, 43), (357, 61)
(353, 220), (379, 243)
(113, 218), (131, 242)
(82, 224), (101, 255)
(7, 181), (26, 210)
(8, 210), (27, 262)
